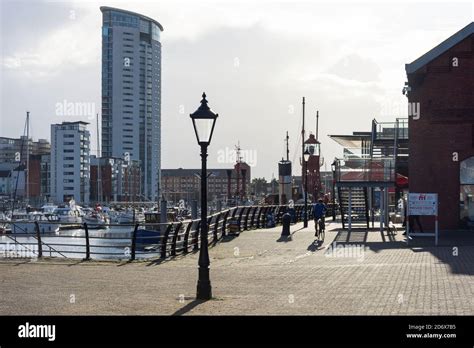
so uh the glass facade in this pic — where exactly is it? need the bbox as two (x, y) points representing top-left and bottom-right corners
(100, 7), (162, 201)
(460, 156), (474, 227)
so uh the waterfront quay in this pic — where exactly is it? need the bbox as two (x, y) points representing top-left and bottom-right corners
(1, 221), (473, 316)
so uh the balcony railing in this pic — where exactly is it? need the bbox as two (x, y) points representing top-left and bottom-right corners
(335, 158), (395, 183)
(373, 118), (408, 141)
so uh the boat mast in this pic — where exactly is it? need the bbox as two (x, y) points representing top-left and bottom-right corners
(26, 111), (30, 206)
(96, 113), (101, 203)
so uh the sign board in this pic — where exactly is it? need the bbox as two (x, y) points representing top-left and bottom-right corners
(408, 193), (438, 216)
(407, 193), (438, 246)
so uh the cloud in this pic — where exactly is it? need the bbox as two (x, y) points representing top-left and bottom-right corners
(1, 0), (472, 178)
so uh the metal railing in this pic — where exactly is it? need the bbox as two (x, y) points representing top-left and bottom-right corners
(373, 118), (408, 141)
(0, 203), (334, 261)
(335, 158), (396, 183)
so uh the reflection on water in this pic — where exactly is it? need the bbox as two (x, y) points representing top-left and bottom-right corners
(2, 226), (161, 260)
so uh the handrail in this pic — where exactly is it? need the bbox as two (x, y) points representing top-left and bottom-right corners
(0, 203), (325, 261)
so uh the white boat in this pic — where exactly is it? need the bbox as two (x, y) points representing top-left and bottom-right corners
(115, 209), (145, 224)
(54, 206), (83, 229)
(83, 211), (109, 229)
(10, 211), (60, 234)
(41, 203), (58, 214)
(0, 212), (11, 233)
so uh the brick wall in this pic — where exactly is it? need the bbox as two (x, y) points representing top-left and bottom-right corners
(407, 34), (474, 229)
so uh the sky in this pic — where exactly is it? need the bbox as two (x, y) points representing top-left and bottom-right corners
(1, 0), (473, 180)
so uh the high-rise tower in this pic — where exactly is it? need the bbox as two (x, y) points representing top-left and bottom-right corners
(100, 7), (163, 201)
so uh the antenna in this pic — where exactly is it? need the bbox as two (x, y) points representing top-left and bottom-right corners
(26, 111), (30, 205)
(316, 110), (319, 142)
(235, 141), (242, 199)
(96, 113), (101, 203)
(285, 131), (289, 161)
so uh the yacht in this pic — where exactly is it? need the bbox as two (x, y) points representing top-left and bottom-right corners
(115, 209), (145, 225)
(54, 206), (83, 229)
(82, 209), (109, 230)
(10, 211), (59, 234)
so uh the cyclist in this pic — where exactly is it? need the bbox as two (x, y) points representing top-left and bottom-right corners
(313, 198), (327, 238)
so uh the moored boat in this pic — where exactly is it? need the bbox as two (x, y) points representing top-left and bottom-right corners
(10, 211), (60, 234)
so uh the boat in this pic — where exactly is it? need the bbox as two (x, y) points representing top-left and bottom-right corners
(0, 212), (11, 234)
(82, 210), (109, 230)
(134, 212), (163, 249)
(41, 203), (58, 214)
(115, 209), (145, 225)
(54, 205), (83, 229)
(10, 211), (60, 234)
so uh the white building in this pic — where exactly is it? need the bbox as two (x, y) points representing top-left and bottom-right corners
(100, 7), (163, 201)
(51, 121), (90, 204)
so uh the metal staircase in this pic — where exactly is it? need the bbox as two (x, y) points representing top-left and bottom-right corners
(333, 118), (408, 230)
(338, 187), (369, 229)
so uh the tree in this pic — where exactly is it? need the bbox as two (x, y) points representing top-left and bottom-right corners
(250, 177), (268, 196)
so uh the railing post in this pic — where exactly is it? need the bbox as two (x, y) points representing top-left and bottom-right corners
(193, 220), (201, 251)
(183, 221), (194, 254)
(161, 224), (174, 259)
(34, 221), (42, 258)
(171, 223), (182, 257)
(213, 214), (220, 243)
(262, 207), (269, 227)
(222, 210), (230, 236)
(130, 223), (139, 261)
(255, 207), (262, 228)
(243, 207), (250, 230)
(83, 223), (90, 261)
(249, 206), (257, 229)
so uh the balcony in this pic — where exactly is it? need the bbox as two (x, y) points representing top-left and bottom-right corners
(335, 158), (395, 187)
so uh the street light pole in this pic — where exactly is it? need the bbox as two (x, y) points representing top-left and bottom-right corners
(332, 160), (337, 222)
(303, 149), (310, 228)
(304, 158), (308, 228)
(197, 143), (211, 300)
(190, 92), (218, 301)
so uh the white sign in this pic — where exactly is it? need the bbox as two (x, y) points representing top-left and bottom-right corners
(408, 193), (438, 216)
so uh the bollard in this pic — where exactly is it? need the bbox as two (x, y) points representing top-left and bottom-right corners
(34, 221), (42, 258)
(281, 212), (291, 237)
(83, 223), (90, 261)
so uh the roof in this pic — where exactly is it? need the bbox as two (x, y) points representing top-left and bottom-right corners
(100, 6), (164, 31)
(328, 132), (371, 148)
(162, 168), (230, 178)
(405, 22), (474, 74)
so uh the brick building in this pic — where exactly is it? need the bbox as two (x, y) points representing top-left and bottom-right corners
(161, 162), (251, 205)
(0, 136), (50, 163)
(405, 22), (474, 230)
(90, 156), (141, 203)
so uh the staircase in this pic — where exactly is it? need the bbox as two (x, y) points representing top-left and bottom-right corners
(338, 187), (369, 229)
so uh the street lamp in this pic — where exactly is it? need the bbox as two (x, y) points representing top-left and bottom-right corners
(303, 149), (311, 228)
(190, 92), (218, 300)
(331, 160), (337, 222)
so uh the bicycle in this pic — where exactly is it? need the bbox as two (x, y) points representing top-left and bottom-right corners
(314, 216), (325, 242)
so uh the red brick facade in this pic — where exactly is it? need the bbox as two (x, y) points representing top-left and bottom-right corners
(407, 27), (474, 230)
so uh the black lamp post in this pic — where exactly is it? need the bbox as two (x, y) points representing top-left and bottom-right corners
(190, 92), (218, 300)
(303, 149), (311, 228)
(331, 160), (337, 222)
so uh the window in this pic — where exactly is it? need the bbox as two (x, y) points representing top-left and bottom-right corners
(460, 156), (474, 228)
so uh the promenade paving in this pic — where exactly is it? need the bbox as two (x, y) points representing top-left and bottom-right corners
(1, 221), (473, 315)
